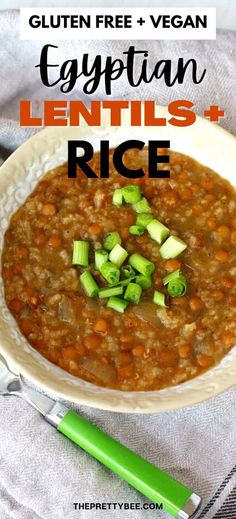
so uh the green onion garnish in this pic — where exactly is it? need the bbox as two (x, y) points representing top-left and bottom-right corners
(124, 282), (142, 304)
(122, 185), (141, 204)
(116, 277), (136, 287)
(163, 267), (188, 297)
(163, 268), (181, 286)
(107, 297), (129, 313)
(147, 219), (170, 245)
(99, 285), (124, 299)
(136, 274), (152, 290)
(167, 275), (188, 297)
(95, 249), (108, 271)
(129, 253), (155, 276)
(132, 197), (152, 214)
(80, 271), (99, 297)
(129, 225), (144, 236)
(100, 261), (120, 285)
(153, 290), (167, 307)
(136, 213), (154, 228)
(72, 241), (89, 267)
(109, 244), (128, 267)
(121, 265), (135, 278)
(103, 232), (121, 251)
(159, 236), (187, 259)
(112, 188), (123, 207)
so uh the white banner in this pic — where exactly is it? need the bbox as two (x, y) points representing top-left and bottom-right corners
(20, 7), (216, 40)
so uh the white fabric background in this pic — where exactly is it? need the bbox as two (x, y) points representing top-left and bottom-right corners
(0, 10), (236, 519)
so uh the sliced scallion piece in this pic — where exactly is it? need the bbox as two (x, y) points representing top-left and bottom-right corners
(153, 290), (167, 307)
(107, 297), (129, 313)
(147, 219), (170, 245)
(116, 276), (136, 287)
(103, 232), (121, 251)
(159, 236), (187, 259)
(124, 282), (142, 303)
(129, 225), (144, 236)
(100, 261), (120, 285)
(136, 213), (154, 228)
(72, 241), (89, 267)
(112, 188), (123, 207)
(132, 197), (152, 214)
(122, 185), (141, 204)
(99, 285), (124, 299)
(167, 275), (187, 297)
(95, 249), (108, 271)
(109, 244), (128, 268)
(80, 271), (99, 297)
(129, 253), (155, 276)
(136, 274), (152, 290)
(163, 268), (181, 286)
(121, 265), (135, 278)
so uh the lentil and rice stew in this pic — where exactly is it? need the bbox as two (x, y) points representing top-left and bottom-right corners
(2, 149), (236, 391)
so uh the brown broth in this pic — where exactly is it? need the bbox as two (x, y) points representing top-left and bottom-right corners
(2, 149), (236, 391)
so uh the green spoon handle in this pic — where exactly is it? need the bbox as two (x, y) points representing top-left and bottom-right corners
(56, 410), (200, 518)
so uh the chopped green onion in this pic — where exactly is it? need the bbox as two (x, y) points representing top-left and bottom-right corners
(153, 290), (167, 307)
(147, 219), (170, 245)
(136, 213), (154, 228)
(129, 253), (155, 276)
(163, 269), (181, 286)
(95, 249), (108, 271)
(107, 297), (129, 313)
(132, 197), (152, 214)
(159, 236), (187, 259)
(121, 265), (135, 278)
(72, 241), (89, 267)
(100, 261), (120, 285)
(129, 225), (144, 236)
(109, 244), (128, 267)
(163, 269), (188, 297)
(112, 188), (123, 207)
(136, 274), (152, 290)
(122, 185), (141, 204)
(114, 276), (136, 288)
(167, 275), (188, 297)
(80, 271), (99, 297)
(124, 282), (142, 303)
(103, 232), (121, 251)
(99, 285), (124, 299)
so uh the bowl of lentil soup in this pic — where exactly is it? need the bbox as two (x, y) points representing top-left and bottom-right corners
(0, 107), (236, 413)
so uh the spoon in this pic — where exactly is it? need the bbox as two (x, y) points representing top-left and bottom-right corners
(0, 352), (201, 518)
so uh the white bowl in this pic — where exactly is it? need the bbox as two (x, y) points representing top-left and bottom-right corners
(0, 106), (236, 413)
